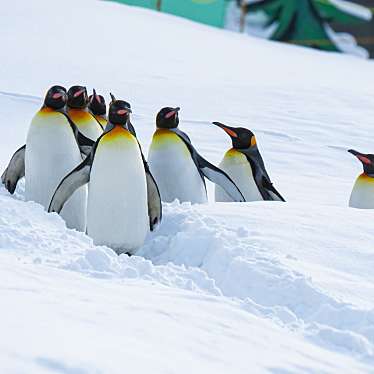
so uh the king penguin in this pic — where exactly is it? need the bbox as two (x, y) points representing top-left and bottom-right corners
(67, 85), (104, 140)
(23, 85), (87, 231)
(348, 149), (374, 209)
(2, 86), (95, 196)
(212, 122), (285, 202)
(108, 93), (137, 137)
(88, 89), (108, 130)
(49, 99), (162, 255)
(148, 107), (245, 204)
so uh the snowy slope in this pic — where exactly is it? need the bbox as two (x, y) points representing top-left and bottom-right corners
(1, 0), (374, 372)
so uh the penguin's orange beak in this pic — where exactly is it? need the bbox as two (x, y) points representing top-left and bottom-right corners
(212, 122), (238, 138)
(222, 127), (238, 138)
(73, 88), (86, 98)
(117, 108), (132, 115)
(52, 92), (63, 99)
(165, 107), (180, 119)
(348, 149), (372, 165)
(358, 155), (371, 164)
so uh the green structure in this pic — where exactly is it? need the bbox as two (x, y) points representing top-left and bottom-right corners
(114, 0), (155, 9)
(110, 0), (227, 28)
(244, 0), (372, 53)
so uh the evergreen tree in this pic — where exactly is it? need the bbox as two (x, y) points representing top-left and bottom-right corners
(238, 0), (372, 55)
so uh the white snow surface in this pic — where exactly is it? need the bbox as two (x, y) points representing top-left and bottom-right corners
(1, 0), (374, 372)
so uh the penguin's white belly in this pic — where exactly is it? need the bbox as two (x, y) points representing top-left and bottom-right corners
(87, 130), (148, 254)
(25, 109), (87, 231)
(215, 149), (262, 202)
(148, 130), (206, 204)
(349, 175), (374, 209)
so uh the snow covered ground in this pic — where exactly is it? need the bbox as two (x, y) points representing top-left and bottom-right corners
(1, 0), (374, 372)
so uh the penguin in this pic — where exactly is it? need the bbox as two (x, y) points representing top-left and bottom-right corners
(2, 86), (95, 195)
(67, 85), (104, 140)
(348, 149), (374, 209)
(108, 93), (137, 137)
(88, 89), (108, 130)
(212, 122), (285, 202)
(148, 107), (245, 204)
(23, 85), (87, 231)
(48, 99), (162, 255)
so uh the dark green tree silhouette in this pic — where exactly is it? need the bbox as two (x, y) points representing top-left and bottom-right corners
(241, 0), (371, 54)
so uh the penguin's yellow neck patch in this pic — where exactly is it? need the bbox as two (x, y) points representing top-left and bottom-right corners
(37, 107), (61, 116)
(225, 148), (241, 158)
(223, 148), (247, 165)
(150, 128), (190, 157)
(68, 109), (94, 126)
(34, 107), (64, 122)
(151, 128), (183, 146)
(357, 173), (374, 185)
(39, 107), (55, 114)
(101, 125), (135, 145)
(154, 128), (176, 136)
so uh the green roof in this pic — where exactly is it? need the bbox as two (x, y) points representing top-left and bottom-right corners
(108, 0), (228, 28)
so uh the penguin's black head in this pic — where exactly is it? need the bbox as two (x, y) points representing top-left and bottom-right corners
(348, 149), (374, 176)
(89, 89), (106, 116)
(212, 122), (256, 150)
(109, 100), (132, 125)
(156, 107), (180, 129)
(44, 85), (67, 110)
(67, 85), (88, 109)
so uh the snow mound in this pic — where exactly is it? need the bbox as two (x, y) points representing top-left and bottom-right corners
(2, 186), (374, 367)
(0, 187), (220, 296)
(139, 202), (374, 362)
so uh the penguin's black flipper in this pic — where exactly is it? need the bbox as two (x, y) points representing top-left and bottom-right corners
(145, 167), (162, 230)
(76, 131), (95, 147)
(76, 131), (95, 157)
(138, 143), (162, 230)
(261, 176), (285, 202)
(242, 151), (285, 202)
(196, 157), (245, 202)
(48, 155), (92, 214)
(1, 145), (26, 194)
(172, 129), (245, 202)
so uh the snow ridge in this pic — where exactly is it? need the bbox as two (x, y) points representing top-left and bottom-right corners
(3, 182), (372, 365)
(138, 203), (374, 362)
